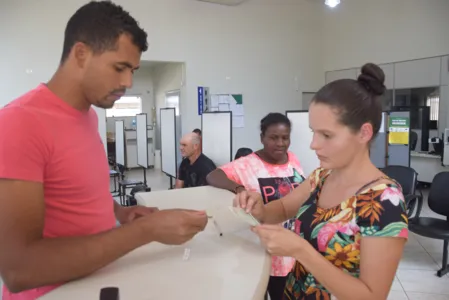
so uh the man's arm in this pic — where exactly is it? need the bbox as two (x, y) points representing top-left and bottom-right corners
(207, 159), (217, 173)
(175, 179), (184, 189)
(175, 162), (185, 189)
(198, 159), (217, 187)
(0, 179), (152, 293)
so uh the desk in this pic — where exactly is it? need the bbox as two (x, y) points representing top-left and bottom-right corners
(41, 186), (271, 300)
(411, 151), (448, 183)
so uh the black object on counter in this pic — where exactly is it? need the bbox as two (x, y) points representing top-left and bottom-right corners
(100, 287), (119, 300)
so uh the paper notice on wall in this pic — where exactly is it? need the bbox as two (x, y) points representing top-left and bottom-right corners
(208, 94), (244, 128)
(210, 95), (220, 109)
(218, 103), (229, 111)
(232, 103), (244, 116)
(219, 95), (229, 104)
(388, 116), (410, 145)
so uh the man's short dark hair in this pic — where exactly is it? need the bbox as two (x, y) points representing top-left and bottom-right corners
(193, 128), (202, 136)
(60, 1), (148, 63)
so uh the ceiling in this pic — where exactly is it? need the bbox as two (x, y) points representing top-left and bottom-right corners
(196, 0), (246, 5)
(194, 0), (324, 5)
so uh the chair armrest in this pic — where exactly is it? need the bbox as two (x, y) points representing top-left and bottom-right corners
(405, 194), (423, 219)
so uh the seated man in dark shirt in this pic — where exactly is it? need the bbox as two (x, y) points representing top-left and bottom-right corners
(175, 133), (216, 188)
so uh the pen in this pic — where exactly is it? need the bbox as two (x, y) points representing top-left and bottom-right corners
(212, 218), (223, 237)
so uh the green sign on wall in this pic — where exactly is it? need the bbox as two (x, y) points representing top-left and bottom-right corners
(388, 117), (410, 145)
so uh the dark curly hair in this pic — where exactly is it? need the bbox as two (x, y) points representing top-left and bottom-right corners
(60, 1), (148, 64)
(260, 113), (291, 136)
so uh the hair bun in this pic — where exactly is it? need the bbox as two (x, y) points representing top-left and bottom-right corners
(357, 63), (386, 96)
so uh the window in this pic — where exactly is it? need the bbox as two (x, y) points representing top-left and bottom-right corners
(394, 87), (439, 130)
(426, 94), (439, 121)
(165, 91), (180, 116)
(106, 96), (142, 117)
(382, 90), (394, 110)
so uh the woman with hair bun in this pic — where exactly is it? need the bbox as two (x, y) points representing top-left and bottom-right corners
(235, 63), (408, 300)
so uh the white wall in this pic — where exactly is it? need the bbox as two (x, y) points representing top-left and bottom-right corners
(322, 0), (449, 71)
(0, 0), (323, 155)
(106, 66), (154, 133)
(141, 0), (323, 154)
(322, 0), (449, 143)
(152, 63), (184, 150)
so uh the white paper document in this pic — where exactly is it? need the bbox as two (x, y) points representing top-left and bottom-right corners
(228, 206), (260, 226)
(208, 94), (245, 128)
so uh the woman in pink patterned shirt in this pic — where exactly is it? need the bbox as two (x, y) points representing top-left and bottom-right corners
(207, 112), (306, 300)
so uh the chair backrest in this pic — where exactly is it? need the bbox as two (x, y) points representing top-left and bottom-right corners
(428, 172), (449, 217)
(117, 164), (126, 175)
(130, 185), (151, 196)
(234, 147), (253, 160)
(382, 165), (418, 195)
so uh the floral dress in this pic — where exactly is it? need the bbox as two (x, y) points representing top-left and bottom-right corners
(284, 168), (409, 300)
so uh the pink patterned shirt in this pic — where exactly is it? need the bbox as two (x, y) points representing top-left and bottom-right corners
(220, 151), (305, 276)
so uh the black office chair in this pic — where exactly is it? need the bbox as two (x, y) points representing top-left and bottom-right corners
(109, 169), (120, 195)
(409, 172), (449, 277)
(234, 147), (253, 160)
(127, 185), (152, 206)
(116, 164), (143, 206)
(382, 165), (422, 218)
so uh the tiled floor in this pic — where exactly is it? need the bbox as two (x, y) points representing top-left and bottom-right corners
(1, 169), (448, 300)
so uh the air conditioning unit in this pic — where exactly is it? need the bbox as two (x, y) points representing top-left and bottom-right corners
(196, 0), (246, 6)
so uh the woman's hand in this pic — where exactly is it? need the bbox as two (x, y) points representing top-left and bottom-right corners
(233, 190), (265, 221)
(252, 224), (305, 258)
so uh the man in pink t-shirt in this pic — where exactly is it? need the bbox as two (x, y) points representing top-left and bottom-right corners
(0, 2), (207, 300)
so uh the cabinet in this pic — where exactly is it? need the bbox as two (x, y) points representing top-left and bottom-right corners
(394, 57), (441, 89)
(441, 56), (448, 86)
(325, 68), (357, 84)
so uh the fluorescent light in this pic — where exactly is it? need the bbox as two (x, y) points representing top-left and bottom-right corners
(325, 0), (340, 8)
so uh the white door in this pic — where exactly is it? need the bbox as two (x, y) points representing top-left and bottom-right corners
(165, 90), (182, 166)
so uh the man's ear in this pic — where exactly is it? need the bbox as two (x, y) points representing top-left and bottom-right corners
(72, 42), (91, 69)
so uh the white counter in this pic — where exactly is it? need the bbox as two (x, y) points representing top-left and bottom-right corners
(41, 186), (271, 300)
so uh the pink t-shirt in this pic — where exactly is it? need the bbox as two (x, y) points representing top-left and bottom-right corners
(220, 152), (305, 277)
(0, 84), (116, 300)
